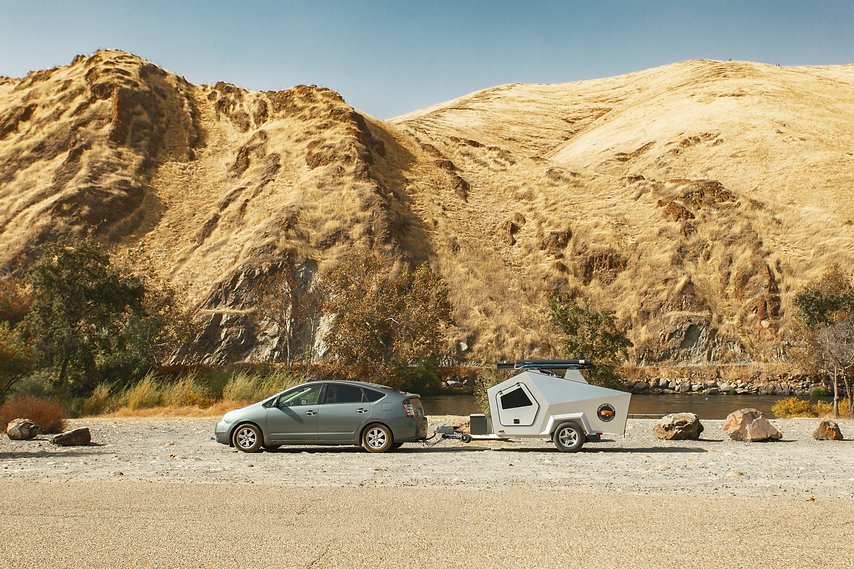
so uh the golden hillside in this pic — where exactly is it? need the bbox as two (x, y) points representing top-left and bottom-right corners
(1, 51), (852, 365)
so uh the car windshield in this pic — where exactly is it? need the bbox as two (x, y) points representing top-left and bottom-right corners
(277, 384), (322, 407)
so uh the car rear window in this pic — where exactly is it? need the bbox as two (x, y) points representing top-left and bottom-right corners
(363, 388), (386, 402)
(324, 383), (364, 404)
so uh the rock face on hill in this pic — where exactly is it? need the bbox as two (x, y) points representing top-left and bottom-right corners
(1, 50), (852, 365)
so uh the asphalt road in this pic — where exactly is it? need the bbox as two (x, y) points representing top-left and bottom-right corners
(2, 481), (851, 569)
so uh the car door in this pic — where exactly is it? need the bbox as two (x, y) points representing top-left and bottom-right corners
(317, 383), (371, 443)
(266, 383), (324, 443)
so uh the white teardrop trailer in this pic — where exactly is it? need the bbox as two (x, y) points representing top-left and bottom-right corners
(453, 360), (632, 452)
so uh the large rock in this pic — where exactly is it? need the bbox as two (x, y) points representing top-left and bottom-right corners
(51, 428), (91, 446)
(653, 413), (704, 440)
(723, 408), (782, 442)
(6, 418), (40, 440)
(813, 420), (844, 441)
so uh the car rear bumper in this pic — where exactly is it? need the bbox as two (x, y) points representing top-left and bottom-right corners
(392, 415), (429, 442)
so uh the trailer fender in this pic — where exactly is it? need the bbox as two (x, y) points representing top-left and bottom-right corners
(542, 413), (591, 438)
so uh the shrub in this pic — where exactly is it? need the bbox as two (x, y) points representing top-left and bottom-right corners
(473, 369), (507, 414)
(0, 395), (67, 434)
(771, 397), (817, 418)
(222, 372), (260, 402)
(121, 373), (163, 410)
(160, 375), (213, 408)
(81, 383), (118, 416)
(813, 399), (851, 417)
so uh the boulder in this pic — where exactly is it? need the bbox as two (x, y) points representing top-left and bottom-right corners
(51, 427), (91, 446)
(653, 413), (704, 440)
(813, 420), (844, 441)
(6, 418), (40, 440)
(723, 408), (782, 442)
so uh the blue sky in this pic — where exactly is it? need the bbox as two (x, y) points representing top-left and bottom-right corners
(1, 1), (852, 118)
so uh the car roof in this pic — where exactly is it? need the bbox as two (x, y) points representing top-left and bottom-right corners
(317, 379), (411, 396)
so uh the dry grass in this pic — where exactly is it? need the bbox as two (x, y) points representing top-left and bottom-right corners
(1, 52), (852, 370)
(103, 400), (250, 418)
(0, 395), (67, 434)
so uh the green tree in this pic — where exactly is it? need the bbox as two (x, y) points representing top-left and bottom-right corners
(22, 239), (165, 394)
(0, 323), (34, 402)
(793, 266), (854, 418)
(321, 250), (453, 391)
(548, 296), (633, 389)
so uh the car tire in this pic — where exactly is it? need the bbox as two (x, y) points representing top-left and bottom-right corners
(232, 423), (263, 453)
(361, 423), (393, 453)
(553, 422), (584, 453)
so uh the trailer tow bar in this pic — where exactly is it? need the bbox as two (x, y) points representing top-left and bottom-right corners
(436, 425), (473, 443)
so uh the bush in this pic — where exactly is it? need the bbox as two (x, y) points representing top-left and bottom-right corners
(0, 395), (67, 434)
(221, 372), (258, 402)
(81, 383), (118, 416)
(813, 399), (851, 417)
(771, 397), (850, 418)
(771, 397), (817, 418)
(160, 375), (213, 407)
(473, 369), (507, 414)
(121, 373), (163, 410)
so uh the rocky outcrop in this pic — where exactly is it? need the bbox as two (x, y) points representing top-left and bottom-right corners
(51, 427), (92, 446)
(6, 418), (40, 440)
(722, 408), (782, 442)
(813, 420), (844, 441)
(652, 413), (704, 440)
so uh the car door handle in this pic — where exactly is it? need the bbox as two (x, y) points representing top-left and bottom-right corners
(356, 408), (369, 414)
(305, 410), (317, 416)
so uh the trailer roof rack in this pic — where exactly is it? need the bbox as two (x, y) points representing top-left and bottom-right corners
(496, 359), (595, 371)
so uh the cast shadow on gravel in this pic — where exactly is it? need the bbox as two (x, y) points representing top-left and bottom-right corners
(494, 446), (709, 454)
(0, 448), (108, 459)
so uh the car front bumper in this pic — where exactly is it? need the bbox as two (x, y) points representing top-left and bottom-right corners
(214, 420), (231, 445)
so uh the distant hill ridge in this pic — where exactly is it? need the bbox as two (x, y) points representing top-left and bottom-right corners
(1, 50), (852, 366)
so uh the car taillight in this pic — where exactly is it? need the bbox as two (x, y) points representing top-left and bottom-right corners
(402, 401), (415, 417)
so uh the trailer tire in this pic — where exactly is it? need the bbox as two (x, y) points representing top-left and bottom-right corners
(461, 434), (473, 443)
(553, 422), (584, 453)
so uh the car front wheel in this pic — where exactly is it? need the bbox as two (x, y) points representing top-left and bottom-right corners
(553, 422), (584, 453)
(361, 424), (393, 453)
(232, 423), (263, 453)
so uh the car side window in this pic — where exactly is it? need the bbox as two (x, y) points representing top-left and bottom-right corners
(324, 384), (364, 404)
(277, 384), (323, 408)
(362, 388), (385, 402)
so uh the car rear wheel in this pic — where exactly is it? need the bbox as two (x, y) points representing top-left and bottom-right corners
(361, 423), (393, 453)
(232, 423), (263, 453)
(553, 422), (584, 453)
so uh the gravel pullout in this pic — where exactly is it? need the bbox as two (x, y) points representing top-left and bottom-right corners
(1, 416), (852, 567)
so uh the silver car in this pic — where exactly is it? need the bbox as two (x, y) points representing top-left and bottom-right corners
(215, 380), (429, 453)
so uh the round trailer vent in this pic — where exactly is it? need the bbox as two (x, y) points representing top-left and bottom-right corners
(597, 403), (616, 422)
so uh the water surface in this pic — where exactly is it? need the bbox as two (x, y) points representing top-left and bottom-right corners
(421, 393), (825, 419)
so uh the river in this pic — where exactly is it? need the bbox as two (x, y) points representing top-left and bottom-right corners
(421, 393), (827, 420)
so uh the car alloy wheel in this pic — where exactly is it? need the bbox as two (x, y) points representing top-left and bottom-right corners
(362, 424), (393, 453)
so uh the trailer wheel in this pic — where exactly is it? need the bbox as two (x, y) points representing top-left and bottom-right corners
(553, 422), (584, 453)
(461, 434), (473, 443)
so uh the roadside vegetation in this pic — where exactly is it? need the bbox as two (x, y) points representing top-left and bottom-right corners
(1, 239), (850, 425)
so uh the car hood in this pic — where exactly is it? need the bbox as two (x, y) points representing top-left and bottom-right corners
(222, 401), (265, 422)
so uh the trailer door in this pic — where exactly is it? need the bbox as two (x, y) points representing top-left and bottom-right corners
(496, 383), (539, 427)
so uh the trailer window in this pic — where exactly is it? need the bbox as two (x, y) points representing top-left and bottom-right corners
(500, 386), (533, 409)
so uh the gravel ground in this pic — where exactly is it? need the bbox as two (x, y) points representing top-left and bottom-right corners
(2, 416), (853, 568)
